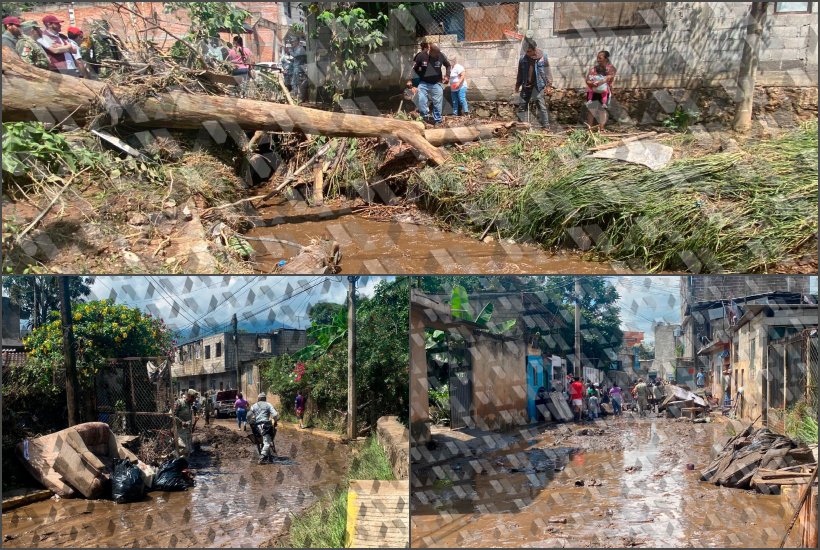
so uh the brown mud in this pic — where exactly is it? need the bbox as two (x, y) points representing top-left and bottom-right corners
(247, 198), (616, 274)
(411, 416), (797, 548)
(2, 424), (350, 548)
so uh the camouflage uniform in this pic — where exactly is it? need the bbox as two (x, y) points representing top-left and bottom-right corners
(16, 35), (50, 69)
(81, 21), (121, 77)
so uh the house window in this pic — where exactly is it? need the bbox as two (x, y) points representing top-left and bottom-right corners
(195, 345), (200, 359)
(775, 2), (812, 13)
(205, 345), (211, 360)
(216, 342), (222, 357)
(248, 366), (254, 385)
(553, 2), (666, 33)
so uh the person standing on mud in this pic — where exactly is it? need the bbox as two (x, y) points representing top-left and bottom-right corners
(585, 50), (616, 132)
(696, 368), (705, 390)
(515, 41), (553, 130)
(634, 378), (650, 417)
(609, 383), (623, 415)
(203, 391), (214, 426)
(235, 392), (250, 431)
(569, 376), (585, 422)
(172, 389), (198, 458)
(413, 42), (450, 125)
(651, 382), (665, 413)
(249, 393), (280, 464)
(295, 390), (306, 429)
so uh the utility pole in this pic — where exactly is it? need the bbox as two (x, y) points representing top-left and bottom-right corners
(60, 276), (81, 426)
(574, 277), (582, 379)
(347, 276), (358, 441)
(232, 314), (240, 392)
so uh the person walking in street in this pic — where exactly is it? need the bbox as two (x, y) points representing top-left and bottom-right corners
(515, 41), (553, 130)
(38, 15), (81, 77)
(652, 382), (665, 413)
(588, 391), (600, 420)
(585, 50), (616, 131)
(235, 392), (250, 431)
(16, 21), (51, 70)
(413, 42), (451, 125)
(569, 376), (585, 422)
(172, 389), (198, 458)
(448, 55), (468, 116)
(609, 383), (623, 416)
(696, 368), (706, 390)
(249, 393), (280, 464)
(2, 16), (22, 51)
(203, 391), (214, 426)
(634, 378), (650, 417)
(295, 390), (306, 429)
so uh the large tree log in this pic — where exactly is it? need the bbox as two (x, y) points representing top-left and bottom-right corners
(423, 121), (531, 146)
(1, 50), (446, 165)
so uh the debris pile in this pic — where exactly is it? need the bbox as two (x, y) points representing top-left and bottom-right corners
(700, 425), (816, 493)
(658, 385), (710, 419)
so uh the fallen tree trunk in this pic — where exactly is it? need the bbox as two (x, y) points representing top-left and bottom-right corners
(1, 51), (446, 165)
(423, 121), (530, 146)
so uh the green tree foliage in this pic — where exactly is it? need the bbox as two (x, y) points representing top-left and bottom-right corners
(165, 2), (250, 65)
(3, 276), (93, 329)
(307, 301), (346, 330)
(21, 300), (175, 392)
(263, 277), (409, 430)
(306, 2), (388, 105)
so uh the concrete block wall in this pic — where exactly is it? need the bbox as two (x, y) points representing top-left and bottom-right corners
(469, 333), (527, 431)
(354, 2), (817, 101)
(690, 276), (810, 303)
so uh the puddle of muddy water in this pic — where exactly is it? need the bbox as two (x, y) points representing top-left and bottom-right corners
(412, 418), (794, 548)
(247, 200), (615, 274)
(2, 430), (349, 548)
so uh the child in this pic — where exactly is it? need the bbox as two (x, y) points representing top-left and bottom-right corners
(588, 393), (600, 419)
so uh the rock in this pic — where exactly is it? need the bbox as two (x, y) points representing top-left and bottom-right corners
(121, 250), (141, 266)
(127, 212), (149, 225)
(182, 206), (193, 221)
(574, 479), (585, 486)
(483, 235), (495, 243)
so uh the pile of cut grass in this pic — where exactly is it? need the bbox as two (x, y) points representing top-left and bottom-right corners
(412, 122), (818, 272)
(281, 435), (394, 548)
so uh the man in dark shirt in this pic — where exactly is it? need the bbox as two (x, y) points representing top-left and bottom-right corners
(413, 43), (450, 125)
(515, 41), (553, 129)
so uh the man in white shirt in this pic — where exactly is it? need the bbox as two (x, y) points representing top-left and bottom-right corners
(38, 14), (80, 77)
(249, 393), (280, 464)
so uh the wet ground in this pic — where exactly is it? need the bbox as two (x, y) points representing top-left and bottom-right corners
(411, 415), (797, 548)
(247, 199), (615, 274)
(2, 424), (350, 548)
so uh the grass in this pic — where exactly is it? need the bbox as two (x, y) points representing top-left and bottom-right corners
(784, 400), (818, 445)
(412, 122), (818, 272)
(281, 435), (394, 548)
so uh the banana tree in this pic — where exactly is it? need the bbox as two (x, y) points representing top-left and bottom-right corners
(294, 306), (348, 361)
(450, 285), (516, 334)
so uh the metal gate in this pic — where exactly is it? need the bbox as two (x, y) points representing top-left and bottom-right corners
(449, 364), (472, 430)
(766, 329), (818, 433)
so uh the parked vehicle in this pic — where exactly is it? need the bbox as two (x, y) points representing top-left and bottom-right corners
(214, 389), (238, 418)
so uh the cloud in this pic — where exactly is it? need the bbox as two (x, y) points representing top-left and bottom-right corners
(608, 276), (682, 343)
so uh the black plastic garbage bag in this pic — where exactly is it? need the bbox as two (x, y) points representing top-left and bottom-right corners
(111, 458), (146, 503)
(153, 457), (190, 491)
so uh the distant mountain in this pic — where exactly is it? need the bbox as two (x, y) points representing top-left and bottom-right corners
(174, 321), (300, 343)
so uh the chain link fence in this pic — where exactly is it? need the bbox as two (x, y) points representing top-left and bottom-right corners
(95, 357), (178, 463)
(412, 2), (522, 43)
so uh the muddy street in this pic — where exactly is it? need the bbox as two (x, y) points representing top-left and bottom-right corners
(2, 425), (350, 548)
(411, 416), (795, 548)
(248, 199), (615, 274)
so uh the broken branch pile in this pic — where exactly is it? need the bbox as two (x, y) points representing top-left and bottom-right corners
(701, 426), (816, 494)
(412, 123), (818, 272)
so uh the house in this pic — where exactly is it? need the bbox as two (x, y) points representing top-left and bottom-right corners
(410, 290), (529, 445)
(651, 322), (680, 381)
(327, 2), (816, 124)
(2, 297), (26, 376)
(729, 303), (817, 426)
(172, 328), (306, 398)
(679, 275), (810, 385)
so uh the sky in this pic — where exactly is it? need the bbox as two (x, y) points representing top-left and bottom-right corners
(85, 275), (391, 340)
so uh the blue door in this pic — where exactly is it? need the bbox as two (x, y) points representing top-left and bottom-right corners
(526, 355), (545, 421)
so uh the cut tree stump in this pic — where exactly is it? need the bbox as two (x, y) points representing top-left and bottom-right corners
(1, 52), (445, 165)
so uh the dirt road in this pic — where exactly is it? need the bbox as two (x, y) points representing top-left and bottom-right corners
(2, 424), (350, 548)
(411, 415), (797, 548)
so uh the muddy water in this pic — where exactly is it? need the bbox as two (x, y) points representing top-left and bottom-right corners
(2, 430), (349, 548)
(248, 200), (614, 274)
(412, 418), (793, 548)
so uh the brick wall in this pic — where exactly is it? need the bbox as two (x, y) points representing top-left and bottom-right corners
(353, 2), (817, 102)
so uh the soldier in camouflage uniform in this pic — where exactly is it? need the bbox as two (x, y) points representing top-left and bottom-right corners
(16, 20), (51, 70)
(81, 20), (122, 78)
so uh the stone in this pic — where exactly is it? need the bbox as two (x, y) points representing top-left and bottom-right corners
(127, 212), (148, 226)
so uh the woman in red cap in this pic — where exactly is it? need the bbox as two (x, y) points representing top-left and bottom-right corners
(2, 16), (22, 50)
(37, 14), (81, 77)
